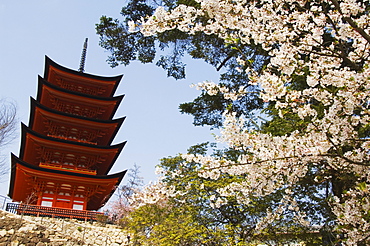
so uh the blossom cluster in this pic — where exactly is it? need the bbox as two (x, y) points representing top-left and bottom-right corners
(331, 184), (370, 245)
(130, 0), (370, 243)
(190, 81), (247, 101)
(129, 181), (178, 208)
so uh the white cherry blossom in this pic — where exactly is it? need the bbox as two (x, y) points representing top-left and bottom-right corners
(129, 0), (370, 243)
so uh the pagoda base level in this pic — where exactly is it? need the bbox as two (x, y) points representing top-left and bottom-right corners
(6, 203), (103, 222)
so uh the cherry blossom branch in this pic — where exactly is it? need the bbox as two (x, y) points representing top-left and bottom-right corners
(198, 152), (369, 174)
(329, 0), (370, 43)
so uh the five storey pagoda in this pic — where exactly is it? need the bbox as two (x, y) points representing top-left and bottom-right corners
(8, 56), (127, 212)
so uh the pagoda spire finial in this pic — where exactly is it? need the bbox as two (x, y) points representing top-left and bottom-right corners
(78, 38), (88, 73)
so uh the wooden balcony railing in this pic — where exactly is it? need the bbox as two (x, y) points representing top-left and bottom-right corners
(39, 162), (97, 175)
(6, 203), (103, 221)
(48, 134), (98, 145)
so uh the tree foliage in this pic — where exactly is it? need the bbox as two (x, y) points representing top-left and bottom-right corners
(122, 202), (220, 246)
(102, 0), (370, 244)
(117, 144), (327, 245)
(96, 0), (264, 128)
(114, 0), (370, 245)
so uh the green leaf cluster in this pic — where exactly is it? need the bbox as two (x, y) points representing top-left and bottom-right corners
(98, 1), (370, 244)
(96, 0), (266, 128)
(121, 143), (329, 245)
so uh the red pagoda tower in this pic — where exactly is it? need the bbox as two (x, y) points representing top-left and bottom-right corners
(8, 56), (126, 214)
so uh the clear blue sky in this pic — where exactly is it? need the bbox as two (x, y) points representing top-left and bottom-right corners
(0, 1), (220, 200)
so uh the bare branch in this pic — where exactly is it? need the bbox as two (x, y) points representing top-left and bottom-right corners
(0, 99), (17, 147)
(0, 99), (17, 180)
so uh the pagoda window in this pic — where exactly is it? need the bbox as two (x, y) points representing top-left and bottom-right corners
(73, 106), (81, 115)
(77, 156), (87, 167)
(61, 185), (72, 195)
(59, 126), (67, 137)
(64, 103), (72, 113)
(64, 154), (76, 165)
(46, 182), (55, 189)
(72, 200), (85, 210)
(80, 130), (90, 142)
(80, 130), (98, 145)
(76, 186), (85, 195)
(72, 204), (83, 210)
(52, 152), (61, 163)
(39, 190), (54, 207)
(68, 128), (78, 139)
(77, 86), (83, 93)
(61, 183), (72, 190)
(41, 200), (53, 207)
(83, 108), (93, 117)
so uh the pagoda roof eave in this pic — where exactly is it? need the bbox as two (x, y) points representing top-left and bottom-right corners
(19, 124), (126, 174)
(20, 123), (126, 151)
(29, 98), (125, 145)
(37, 76), (125, 102)
(44, 56), (123, 97)
(9, 154), (127, 210)
(36, 76), (123, 120)
(29, 97), (126, 125)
